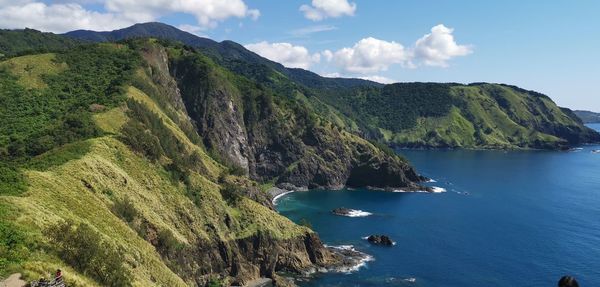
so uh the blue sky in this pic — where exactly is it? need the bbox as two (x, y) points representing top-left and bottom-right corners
(1, 0), (599, 111)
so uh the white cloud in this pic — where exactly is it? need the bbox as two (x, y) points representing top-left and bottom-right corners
(300, 0), (356, 21)
(0, 2), (133, 33)
(244, 42), (321, 69)
(414, 24), (473, 67)
(329, 37), (411, 74)
(321, 50), (334, 62)
(324, 24), (472, 74)
(288, 25), (338, 37)
(0, 0), (260, 33)
(105, 0), (260, 27)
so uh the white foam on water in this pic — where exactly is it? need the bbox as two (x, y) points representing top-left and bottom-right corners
(324, 244), (375, 273)
(272, 190), (294, 205)
(345, 209), (373, 217)
(431, 186), (447, 193)
(336, 254), (375, 273)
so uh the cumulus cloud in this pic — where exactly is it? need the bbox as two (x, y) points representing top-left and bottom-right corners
(414, 24), (473, 67)
(0, 2), (133, 33)
(245, 42), (321, 69)
(324, 24), (471, 74)
(300, 0), (356, 21)
(329, 37), (411, 74)
(105, 0), (259, 27)
(0, 0), (260, 33)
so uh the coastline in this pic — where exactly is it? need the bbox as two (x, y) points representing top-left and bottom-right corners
(268, 187), (296, 205)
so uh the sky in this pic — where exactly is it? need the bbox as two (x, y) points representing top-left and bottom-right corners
(0, 0), (599, 111)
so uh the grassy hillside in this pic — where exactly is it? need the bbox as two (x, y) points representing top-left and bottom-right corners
(0, 41), (332, 286)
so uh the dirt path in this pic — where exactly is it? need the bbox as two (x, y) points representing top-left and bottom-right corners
(0, 273), (26, 287)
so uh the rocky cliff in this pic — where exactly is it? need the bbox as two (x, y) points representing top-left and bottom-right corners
(0, 39), (422, 286)
(167, 44), (422, 190)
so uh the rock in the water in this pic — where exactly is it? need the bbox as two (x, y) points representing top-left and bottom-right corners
(367, 235), (394, 246)
(331, 207), (352, 216)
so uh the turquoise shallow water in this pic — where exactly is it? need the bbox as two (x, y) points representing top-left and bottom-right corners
(276, 124), (600, 287)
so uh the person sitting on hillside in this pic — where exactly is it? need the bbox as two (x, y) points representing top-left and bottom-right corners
(54, 269), (63, 283)
(558, 276), (579, 287)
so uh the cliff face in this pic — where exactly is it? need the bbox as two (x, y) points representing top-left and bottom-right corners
(1, 40), (419, 286)
(169, 48), (422, 190)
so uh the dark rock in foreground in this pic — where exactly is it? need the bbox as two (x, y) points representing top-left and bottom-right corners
(367, 235), (394, 246)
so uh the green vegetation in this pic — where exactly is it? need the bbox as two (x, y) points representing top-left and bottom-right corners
(0, 220), (29, 276)
(45, 221), (131, 286)
(311, 82), (598, 149)
(0, 28), (80, 58)
(0, 45), (138, 161)
(2, 27), (597, 286)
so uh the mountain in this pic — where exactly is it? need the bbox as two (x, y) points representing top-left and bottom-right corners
(63, 22), (599, 150)
(315, 82), (600, 149)
(2, 23), (599, 286)
(0, 35), (422, 285)
(64, 22), (381, 91)
(0, 28), (79, 58)
(574, 110), (600, 123)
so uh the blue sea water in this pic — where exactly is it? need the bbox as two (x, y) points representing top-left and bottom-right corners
(276, 124), (600, 287)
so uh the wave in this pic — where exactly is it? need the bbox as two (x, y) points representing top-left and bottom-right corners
(324, 244), (375, 273)
(393, 187), (446, 193)
(345, 209), (373, 217)
(427, 178), (437, 183)
(272, 190), (294, 205)
(431, 186), (447, 193)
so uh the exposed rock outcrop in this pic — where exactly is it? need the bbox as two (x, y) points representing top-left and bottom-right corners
(367, 235), (394, 246)
(169, 50), (425, 191)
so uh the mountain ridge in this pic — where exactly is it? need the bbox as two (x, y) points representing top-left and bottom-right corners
(0, 34), (423, 286)
(62, 22), (600, 149)
(574, 110), (600, 123)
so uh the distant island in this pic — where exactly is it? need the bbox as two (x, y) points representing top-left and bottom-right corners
(574, 110), (600, 123)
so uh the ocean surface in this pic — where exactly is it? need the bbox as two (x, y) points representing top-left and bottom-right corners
(276, 123), (600, 287)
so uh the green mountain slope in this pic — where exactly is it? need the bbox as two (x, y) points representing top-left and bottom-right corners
(0, 38), (422, 286)
(0, 28), (80, 58)
(314, 83), (599, 149)
(574, 110), (600, 123)
(62, 22), (600, 150)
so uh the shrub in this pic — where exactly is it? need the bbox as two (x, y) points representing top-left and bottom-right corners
(112, 198), (138, 223)
(0, 163), (26, 196)
(0, 221), (29, 276)
(299, 218), (313, 229)
(219, 183), (244, 204)
(156, 229), (183, 257)
(45, 221), (131, 286)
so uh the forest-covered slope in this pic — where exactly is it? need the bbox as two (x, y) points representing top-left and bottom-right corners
(319, 83), (600, 149)
(0, 37), (422, 286)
